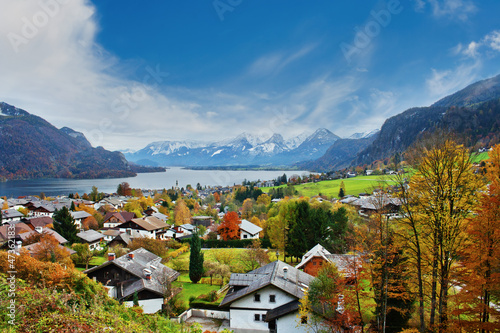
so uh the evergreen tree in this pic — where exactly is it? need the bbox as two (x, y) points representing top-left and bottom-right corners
(189, 233), (204, 284)
(70, 201), (76, 211)
(53, 207), (78, 245)
(338, 181), (346, 198)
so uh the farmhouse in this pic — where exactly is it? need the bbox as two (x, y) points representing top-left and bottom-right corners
(220, 260), (314, 333)
(84, 248), (180, 313)
(239, 219), (262, 239)
(76, 229), (104, 251)
(117, 216), (168, 239)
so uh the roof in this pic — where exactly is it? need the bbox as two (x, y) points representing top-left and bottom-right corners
(84, 248), (180, 297)
(1, 209), (24, 219)
(295, 244), (332, 270)
(101, 229), (122, 237)
(71, 211), (92, 220)
(26, 216), (53, 228)
(220, 260), (314, 307)
(24, 243), (76, 256)
(122, 216), (168, 231)
(151, 212), (168, 221)
(19, 228), (68, 244)
(0, 222), (32, 241)
(103, 211), (135, 224)
(111, 232), (132, 245)
(239, 219), (263, 236)
(265, 300), (301, 322)
(76, 230), (104, 243)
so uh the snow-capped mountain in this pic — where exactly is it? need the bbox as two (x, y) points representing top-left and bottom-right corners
(124, 128), (340, 167)
(346, 129), (380, 140)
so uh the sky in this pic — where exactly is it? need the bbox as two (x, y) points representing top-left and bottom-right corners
(1, 0), (500, 151)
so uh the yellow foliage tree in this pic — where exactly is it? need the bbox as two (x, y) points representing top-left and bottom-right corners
(174, 199), (191, 226)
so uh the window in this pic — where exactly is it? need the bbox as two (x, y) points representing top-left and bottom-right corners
(301, 316), (308, 324)
(243, 234), (248, 239)
(104, 272), (109, 279)
(254, 294), (261, 302)
(261, 314), (266, 321)
(269, 294), (276, 303)
(313, 261), (316, 265)
(254, 314), (260, 321)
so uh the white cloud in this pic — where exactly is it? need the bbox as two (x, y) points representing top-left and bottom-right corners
(426, 61), (481, 98)
(452, 30), (500, 59)
(247, 44), (317, 77)
(419, 0), (477, 20)
(484, 30), (500, 52)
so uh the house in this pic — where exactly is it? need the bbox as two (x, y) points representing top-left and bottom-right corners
(102, 211), (135, 229)
(24, 216), (53, 230)
(101, 229), (123, 243)
(108, 232), (133, 248)
(1, 209), (24, 223)
(16, 227), (76, 257)
(239, 219), (262, 240)
(117, 216), (168, 239)
(96, 197), (125, 210)
(191, 215), (213, 228)
(76, 230), (104, 251)
(84, 248), (180, 313)
(0, 222), (32, 243)
(220, 260), (314, 333)
(295, 244), (361, 281)
(71, 211), (92, 230)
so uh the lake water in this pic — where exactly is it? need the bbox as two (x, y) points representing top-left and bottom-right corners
(0, 167), (312, 198)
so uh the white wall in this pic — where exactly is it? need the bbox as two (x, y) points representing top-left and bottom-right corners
(240, 230), (259, 240)
(230, 286), (296, 331)
(276, 312), (309, 333)
(124, 298), (164, 314)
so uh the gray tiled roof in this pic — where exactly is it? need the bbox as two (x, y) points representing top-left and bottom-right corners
(239, 219), (262, 236)
(84, 248), (180, 298)
(77, 229), (104, 243)
(265, 300), (301, 322)
(71, 211), (92, 220)
(220, 260), (314, 307)
(19, 228), (68, 244)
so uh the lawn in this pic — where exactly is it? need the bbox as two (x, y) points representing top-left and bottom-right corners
(262, 175), (397, 198)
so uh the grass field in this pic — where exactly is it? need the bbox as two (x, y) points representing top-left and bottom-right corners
(262, 174), (397, 198)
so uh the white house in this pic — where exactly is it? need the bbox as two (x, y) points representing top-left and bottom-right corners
(76, 229), (104, 251)
(220, 260), (314, 333)
(84, 248), (180, 313)
(117, 216), (168, 239)
(239, 219), (262, 240)
(71, 211), (92, 230)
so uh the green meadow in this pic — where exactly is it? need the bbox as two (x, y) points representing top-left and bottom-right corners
(262, 174), (397, 198)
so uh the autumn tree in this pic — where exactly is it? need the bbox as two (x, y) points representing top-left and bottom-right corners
(241, 198), (254, 219)
(397, 139), (483, 331)
(241, 239), (270, 271)
(31, 233), (73, 267)
(82, 216), (99, 231)
(189, 232), (204, 284)
(450, 144), (500, 332)
(117, 182), (132, 196)
(71, 243), (97, 270)
(53, 206), (78, 245)
(2, 198), (8, 210)
(174, 199), (191, 226)
(128, 237), (168, 258)
(218, 211), (241, 240)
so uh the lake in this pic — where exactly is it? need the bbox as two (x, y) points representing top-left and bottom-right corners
(0, 167), (312, 198)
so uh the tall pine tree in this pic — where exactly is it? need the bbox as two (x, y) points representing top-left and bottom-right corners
(53, 206), (78, 245)
(189, 232), (204, 284)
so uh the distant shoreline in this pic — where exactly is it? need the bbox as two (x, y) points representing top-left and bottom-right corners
(183, 166), (304, 172)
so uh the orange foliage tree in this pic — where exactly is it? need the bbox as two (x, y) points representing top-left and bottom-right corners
(450, 144), (500, 332)
(218, 211), (241, 240)
(82, 216), (99, 230)
(31, 233), (73, 268)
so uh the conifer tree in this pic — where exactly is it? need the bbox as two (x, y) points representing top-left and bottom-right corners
(53, 206), (78, 245)
(189, 233), (204, 284)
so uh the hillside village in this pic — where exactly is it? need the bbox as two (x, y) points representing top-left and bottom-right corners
(1, 143), (500, 332)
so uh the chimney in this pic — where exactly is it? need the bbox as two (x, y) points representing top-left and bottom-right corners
(108, 253), (116, 261)
(143, 269), (152, 280)
(283, 266), (288, 281)
(35, 226), (43, 233)
(128, 253), (134, 260)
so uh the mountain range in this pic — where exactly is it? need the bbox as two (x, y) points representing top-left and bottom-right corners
(124, 128), (345, 167)
(2, 73), (499, 180)
(0, 103), (162, 180)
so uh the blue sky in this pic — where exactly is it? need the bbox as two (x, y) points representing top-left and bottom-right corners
(1, 0), (500, 150)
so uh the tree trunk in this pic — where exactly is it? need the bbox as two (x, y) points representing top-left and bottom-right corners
(429, 238), (439, 329)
